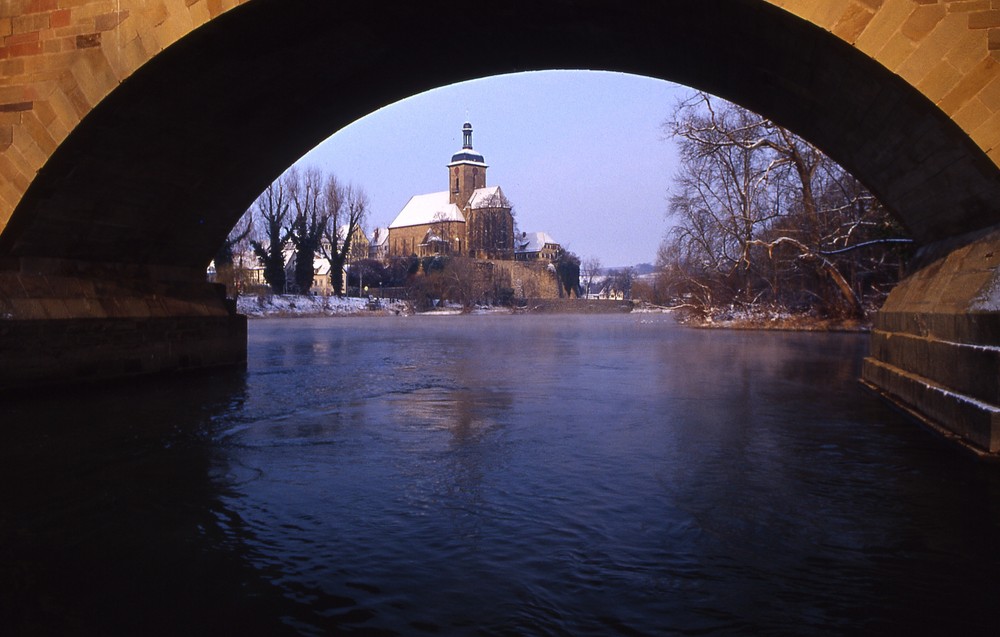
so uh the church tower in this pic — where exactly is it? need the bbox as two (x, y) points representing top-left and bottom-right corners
(447, 122), (487, 210)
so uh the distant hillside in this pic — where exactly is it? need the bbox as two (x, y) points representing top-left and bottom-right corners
(600, 262), (656, 275)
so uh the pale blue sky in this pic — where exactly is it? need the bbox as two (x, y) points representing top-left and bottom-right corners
(296, 71), (689, 268)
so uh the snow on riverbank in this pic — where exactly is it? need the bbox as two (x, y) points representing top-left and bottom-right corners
(675, 304), (869, 332)
(235, 295), (673, 319)
(236, 294), (409, 318)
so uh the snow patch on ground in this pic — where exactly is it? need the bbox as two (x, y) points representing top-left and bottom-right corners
(677, 304), (868, 332)
(236, 294), (409, 318)
(630, 306), (674, 314)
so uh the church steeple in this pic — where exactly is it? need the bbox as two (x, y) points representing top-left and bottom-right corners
(447, 121), (488, 208)
(462, 121), (473, 149)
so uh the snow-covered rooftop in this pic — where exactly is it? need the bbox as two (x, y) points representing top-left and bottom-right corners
(370, 227), (389, 246)
(467, 185), (508, 209)
(389, 192), (465, 229)
(336, 224), (367, 242)
(447, 149), (487, 167)
(516, 231), (558, 253)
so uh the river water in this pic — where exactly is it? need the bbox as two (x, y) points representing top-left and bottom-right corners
(2, 313), (999, 636)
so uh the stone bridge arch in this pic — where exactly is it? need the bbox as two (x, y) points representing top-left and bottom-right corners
(0, 0), (998, 453)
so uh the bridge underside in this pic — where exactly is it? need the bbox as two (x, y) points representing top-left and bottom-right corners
(0, 0), (998, 453)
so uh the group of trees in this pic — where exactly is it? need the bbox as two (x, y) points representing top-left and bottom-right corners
(653, 92), (911, 319)
(214, 167), (369, 296)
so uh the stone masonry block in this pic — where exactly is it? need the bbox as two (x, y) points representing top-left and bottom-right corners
(833, 5), (876, 43)
(903, 3), (947, 41)
(876, 30), (918, 69)
(187, 1), (210, 26)
(972, 109), (1000, 149)
(947, 1), (992, 14)
(954, 96), (993, 129)
(969, 9), (1000, 29)
(94, 10), (129, 32)
(26, 0), (58, 13)
(897, 12), (968, 79)
(49, 9), (72, 29)
(12, 12), (50, 34)
(857, 0), (914, 54)
(940, 55), (999, 113)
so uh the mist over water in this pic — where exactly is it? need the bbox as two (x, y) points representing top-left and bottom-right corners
(3, 314), (999, 635)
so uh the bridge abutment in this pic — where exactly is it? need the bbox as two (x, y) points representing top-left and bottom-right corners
(862, 229), (1000, 456)
(0, 263), (246, 390)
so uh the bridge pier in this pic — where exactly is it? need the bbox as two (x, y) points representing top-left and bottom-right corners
(0, 262), (246, 390)
(862, 229), (1000, 456)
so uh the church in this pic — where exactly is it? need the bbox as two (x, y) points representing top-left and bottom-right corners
(388, 123), (515, 260)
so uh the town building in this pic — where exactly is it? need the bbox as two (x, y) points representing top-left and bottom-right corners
(368, 227), (389, 260)
(388, 122), (515, 260)
(515, 231), (561, 261)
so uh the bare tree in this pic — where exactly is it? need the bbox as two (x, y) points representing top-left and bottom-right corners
(581, 256), (602, 298)
(660, 91), (910, 319)
(250, 174), (293, 293)
(442, 257), (490, 310)
(286, 167), (328, 294)
(664, 92), (785, 303)
(321, 179), (369, 296)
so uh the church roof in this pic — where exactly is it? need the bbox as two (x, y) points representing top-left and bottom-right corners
(447, 150), (487, 166)
(467, 185), (508, 209)
(389, 192), (465, 229)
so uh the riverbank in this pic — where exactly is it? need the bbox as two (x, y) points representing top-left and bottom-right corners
(235, 295), (864, 330)
(235, 295), (657, 318)
(236, 294), (409, 318)
(514, 298), (637, 314)
(674, 305), (871, 332)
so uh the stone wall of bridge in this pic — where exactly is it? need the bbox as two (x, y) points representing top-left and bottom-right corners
(862, 229), (1000, 454)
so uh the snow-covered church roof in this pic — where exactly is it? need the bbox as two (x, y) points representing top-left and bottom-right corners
(467, 185), (508, 209)
(448, 149), (487, 166)
(389, 192), (464, 229)
(389, 186), (511, 229)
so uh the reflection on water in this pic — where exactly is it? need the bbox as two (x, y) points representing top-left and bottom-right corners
(2, 314), (999, 636)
